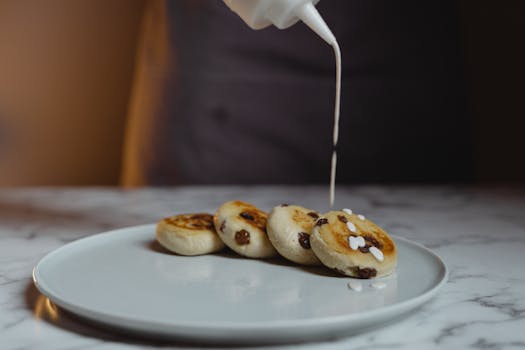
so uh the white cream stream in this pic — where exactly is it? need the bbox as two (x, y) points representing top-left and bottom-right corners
(329, 42), (342, 207)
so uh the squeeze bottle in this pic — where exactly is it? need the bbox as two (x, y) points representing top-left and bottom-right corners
(222, 0), (336, 46)
(223, 0), (342, 207)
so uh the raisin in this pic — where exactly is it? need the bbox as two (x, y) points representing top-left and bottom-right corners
(239, 212), (254, 221)
(235, 230), (250, 245)
(315, 218), (328, 226)
(307, 212), (319, 219)
(356, 267), (377, 279)
(359, 244), (371, 253)
(363, 235), (382, 249)
(298, 232), (311, 249)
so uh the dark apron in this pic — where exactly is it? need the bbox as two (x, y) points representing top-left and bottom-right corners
(143, 0), (471, 185)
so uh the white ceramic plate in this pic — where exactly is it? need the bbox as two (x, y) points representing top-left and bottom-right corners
(33, 224), (447, 344)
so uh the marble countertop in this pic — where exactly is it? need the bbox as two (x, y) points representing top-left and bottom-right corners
(1, 186), (525, 349)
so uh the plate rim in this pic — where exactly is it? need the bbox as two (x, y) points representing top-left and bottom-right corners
(33, 224), (448, 331)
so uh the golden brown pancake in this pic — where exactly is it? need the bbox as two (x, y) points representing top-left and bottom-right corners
(266, 204), (321, 265)
(156, 213), (224, 256)
(310, 210), (397, 278)
(214, 201), (277, 258)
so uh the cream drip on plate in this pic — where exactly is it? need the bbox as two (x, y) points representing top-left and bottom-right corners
(347, 281), (362, 292)
(371, 281), (387, 290)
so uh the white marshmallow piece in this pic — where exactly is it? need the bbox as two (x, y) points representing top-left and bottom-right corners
(347, 281), (363, 292)
(346, 222), (357, 233)
(348, 236), (359, 250)
(369, 246), (384, 262)
(342, 208), (353, 215)
(357, 214), (365, 221)
(356, 236), (366, 247)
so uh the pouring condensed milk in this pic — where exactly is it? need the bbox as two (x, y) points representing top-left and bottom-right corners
(223, 0), (342, 207)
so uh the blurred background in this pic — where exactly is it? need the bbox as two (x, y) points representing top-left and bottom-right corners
(0, 0), (523, 187)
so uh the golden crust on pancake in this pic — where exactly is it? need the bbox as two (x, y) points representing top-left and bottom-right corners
(156, 213), (224, 256)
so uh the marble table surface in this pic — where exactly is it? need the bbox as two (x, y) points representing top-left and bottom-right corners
(1, 186), (525, 350)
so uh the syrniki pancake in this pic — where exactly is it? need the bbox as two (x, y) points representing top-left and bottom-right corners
(214, 200), (278, 258)
(310, 210), (397, 278)
(267, 204), (321, 265)
(156, 213), (225, 256)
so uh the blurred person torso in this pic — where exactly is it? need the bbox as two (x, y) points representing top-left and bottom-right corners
(123, 0), (472, 185)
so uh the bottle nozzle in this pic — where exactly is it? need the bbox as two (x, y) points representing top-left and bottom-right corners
(295, 2), (336, 45)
